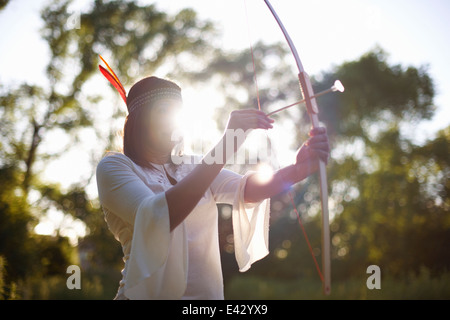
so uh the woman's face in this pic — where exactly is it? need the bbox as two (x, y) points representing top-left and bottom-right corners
(143, 98), (182, 154)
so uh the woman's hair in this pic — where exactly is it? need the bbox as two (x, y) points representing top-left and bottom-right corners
(123, 76), (182, 168)
(123, 106), (149, 168)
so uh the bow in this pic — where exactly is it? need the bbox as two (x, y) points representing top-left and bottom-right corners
(263, 0), (333, 295)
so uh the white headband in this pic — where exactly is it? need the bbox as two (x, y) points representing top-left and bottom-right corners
(127, 88), (182, 114)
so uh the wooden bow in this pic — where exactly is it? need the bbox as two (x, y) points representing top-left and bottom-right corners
(263, 0), (331, 295)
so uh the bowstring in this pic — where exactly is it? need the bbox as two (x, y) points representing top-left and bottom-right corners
(243, 0), (324, 283)
(244, 0), (261, 111)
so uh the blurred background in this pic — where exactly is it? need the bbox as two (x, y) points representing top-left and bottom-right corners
(0, 0), (448, 299)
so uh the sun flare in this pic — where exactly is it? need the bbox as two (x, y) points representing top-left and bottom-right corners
(173, 87), (223, 155)
(254, 162), (274, 184)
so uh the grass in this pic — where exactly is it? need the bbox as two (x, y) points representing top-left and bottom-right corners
(2, 269), (120, 300)
(224, 268), (450, 300)
(2, 258), (448, 300)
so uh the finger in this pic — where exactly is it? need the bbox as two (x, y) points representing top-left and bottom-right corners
(238, 112), (275, 123)
(305, 139), (329, 152)
(308, 138), (330, 148)
(307, 134), (329, 144)
(309, 142), (330, 152)
(259, 114), (275, 124)
(309, 127), (327, 136)
(240, 115), (274, 129)
(258, 118), (274, 129)
(234, 109), (269, 117)
(311, 149), (329, 164)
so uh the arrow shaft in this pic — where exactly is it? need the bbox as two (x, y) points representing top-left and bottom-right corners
(266, 87), (334, 116)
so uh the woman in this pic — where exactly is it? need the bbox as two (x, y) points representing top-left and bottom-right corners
(96, 75), (330, 300)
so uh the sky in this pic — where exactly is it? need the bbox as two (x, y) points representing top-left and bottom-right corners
(1, 0), (449, 138)
(0, 0), (449, 241)
(161, 0), (450, 140)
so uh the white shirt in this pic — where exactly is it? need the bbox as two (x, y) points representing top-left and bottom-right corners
(96, 152), (270, 300)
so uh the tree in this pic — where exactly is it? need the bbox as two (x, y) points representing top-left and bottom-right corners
(209, 46), (448, 285)
(0, 0), (9, 11)
(323, 49), (448, 278)
(0, 0), (216, 298)
(263, 48), (447, 280)
(2, 0), (447, 299)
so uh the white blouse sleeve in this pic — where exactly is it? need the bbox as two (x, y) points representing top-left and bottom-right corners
(210, 169), (270, 272)
(96, 153), (187, 299)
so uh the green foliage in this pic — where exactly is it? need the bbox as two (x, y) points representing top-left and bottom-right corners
(0, 0), (9, 11)
(218, 46), (448, 297)
(0, 165), (36, 282)
(0, 0), (217, 299)
(0, 0), (448, 300)
(16, 268), (120, 300)
(0, 256), (19, 300)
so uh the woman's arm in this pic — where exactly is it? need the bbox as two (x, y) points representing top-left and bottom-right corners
(244, 164), (302, 203)
(244, 127), (330, 203)
(165, 136), (225, 231)
(166, 109), (274, 231)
